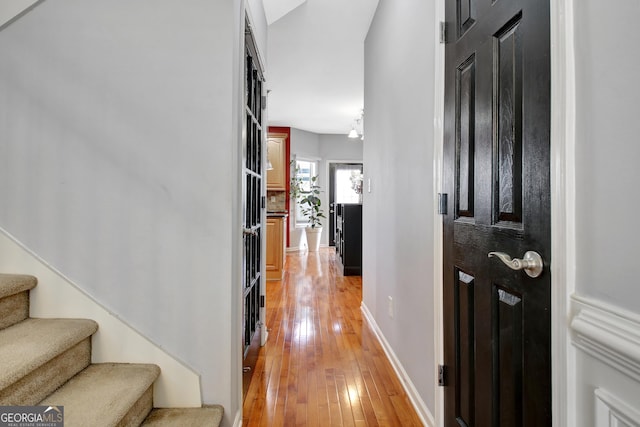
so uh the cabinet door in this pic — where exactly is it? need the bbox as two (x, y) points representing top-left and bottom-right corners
(266, 217), (284, 280)
(267, 134), (287, 190)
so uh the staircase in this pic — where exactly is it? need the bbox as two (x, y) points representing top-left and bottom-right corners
(0, 273), (223, 426)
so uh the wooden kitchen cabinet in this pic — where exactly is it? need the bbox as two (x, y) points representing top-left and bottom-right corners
(266, 215), (286, 280)
(267, 133), (287, 190)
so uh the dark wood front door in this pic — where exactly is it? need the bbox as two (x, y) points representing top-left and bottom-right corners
(442, 0), (551, 425)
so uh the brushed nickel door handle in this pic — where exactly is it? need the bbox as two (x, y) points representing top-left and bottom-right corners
(488, 251), (544, 278)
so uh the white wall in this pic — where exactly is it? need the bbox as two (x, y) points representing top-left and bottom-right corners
(570, 0), (640, 424)
(319, 134), (363, 159)
(363, 0), (437, 422)
(290, 127), (321, 159)
(573, 0), (640, 313)
(0, 1), (250, 425)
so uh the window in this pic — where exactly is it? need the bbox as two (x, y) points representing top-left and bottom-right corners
(335, 166), (363, 204)
(294, 159), (318, 225)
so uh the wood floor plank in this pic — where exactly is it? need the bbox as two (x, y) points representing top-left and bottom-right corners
(243, 248), (424, 426)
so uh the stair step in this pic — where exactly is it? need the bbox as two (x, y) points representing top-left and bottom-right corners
(40, 363), (161, 427)
(142, 406), (224, 427)
(0, 274), (37, 330)
(0, 318), (97, 405)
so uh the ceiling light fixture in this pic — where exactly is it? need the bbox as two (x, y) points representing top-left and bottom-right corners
(347, 109), (365, 140)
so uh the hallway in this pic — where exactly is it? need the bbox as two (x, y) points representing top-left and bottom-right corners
(243, 248), (423, 426)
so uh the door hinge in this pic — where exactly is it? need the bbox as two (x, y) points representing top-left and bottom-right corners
(260, 295), (265, 308)
(439, 21), (447, 44)
(261, 195), (266, 209)
(438, 364), (447, 386)
(438, 193), (448, 215)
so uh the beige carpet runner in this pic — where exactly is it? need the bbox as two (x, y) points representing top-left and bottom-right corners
(0, 273), (222, 426)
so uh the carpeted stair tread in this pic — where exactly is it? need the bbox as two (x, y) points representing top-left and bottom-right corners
(0, 318), (98, 391)
(142, 406), (224, 427)
(0, 274), (37, 299)
(0, 274), (38, 330)
(40, 363), (160, 427)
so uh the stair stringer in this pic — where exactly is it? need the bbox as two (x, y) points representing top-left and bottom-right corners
(0, 0), (43, 29)
(0, 228), (202, 408)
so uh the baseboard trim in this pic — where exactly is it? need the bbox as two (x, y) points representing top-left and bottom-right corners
(286, 244), (330, 253)
(571, 294), (640, 382)
(361, 303), (435, 427)
(232, 408), (242, 427)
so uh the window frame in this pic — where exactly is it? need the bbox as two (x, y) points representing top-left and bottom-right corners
(293, 159), (318, 227)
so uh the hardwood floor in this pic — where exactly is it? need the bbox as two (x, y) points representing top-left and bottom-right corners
(243, 248), (424, 426)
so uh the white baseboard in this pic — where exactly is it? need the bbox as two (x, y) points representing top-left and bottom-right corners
(571, 294), (640, 382)
(0, 227), (202, 408)
(232, 408), (242, 427)
(286, 244), (330, 253)
(361, 303), (435, 427)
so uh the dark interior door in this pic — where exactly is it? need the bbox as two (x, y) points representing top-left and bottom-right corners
(443, 0), (551, 425)
(242, 27), (264, 398)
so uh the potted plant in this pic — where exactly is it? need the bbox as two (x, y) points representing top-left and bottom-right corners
(291, 164), (325, 252)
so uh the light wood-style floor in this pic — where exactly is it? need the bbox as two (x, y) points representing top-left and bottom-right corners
(243, 248), (424, 426)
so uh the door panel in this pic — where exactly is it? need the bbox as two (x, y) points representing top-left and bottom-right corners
(494, 285), (524, 426)
(456, 55), (475, 219)
(455, 270), (475, 427)
(494, 15), (523, 225)
(443, 0), (551, 425)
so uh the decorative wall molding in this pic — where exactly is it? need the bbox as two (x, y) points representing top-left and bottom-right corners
(361, 303), (435, 427)
(595, 388), (640, 427)
(571, 294), (640, 382)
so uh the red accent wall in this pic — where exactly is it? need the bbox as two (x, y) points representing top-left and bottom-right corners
(268, 126), (291, 246)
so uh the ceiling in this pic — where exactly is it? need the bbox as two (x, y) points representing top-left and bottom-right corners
(263, 0), (379, 135)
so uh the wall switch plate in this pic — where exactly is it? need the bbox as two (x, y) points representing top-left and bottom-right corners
(388, 296), (393, 318)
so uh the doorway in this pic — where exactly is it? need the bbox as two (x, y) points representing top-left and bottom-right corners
(328, 162), (363, 247)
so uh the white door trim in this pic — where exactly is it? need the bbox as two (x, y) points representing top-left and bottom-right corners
(432, 1), (445, 426)
(550, 0), (577, 425)
(432, 0), (577, 425)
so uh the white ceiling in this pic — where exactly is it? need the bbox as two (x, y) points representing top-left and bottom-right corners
(264, 0), (379, 135)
